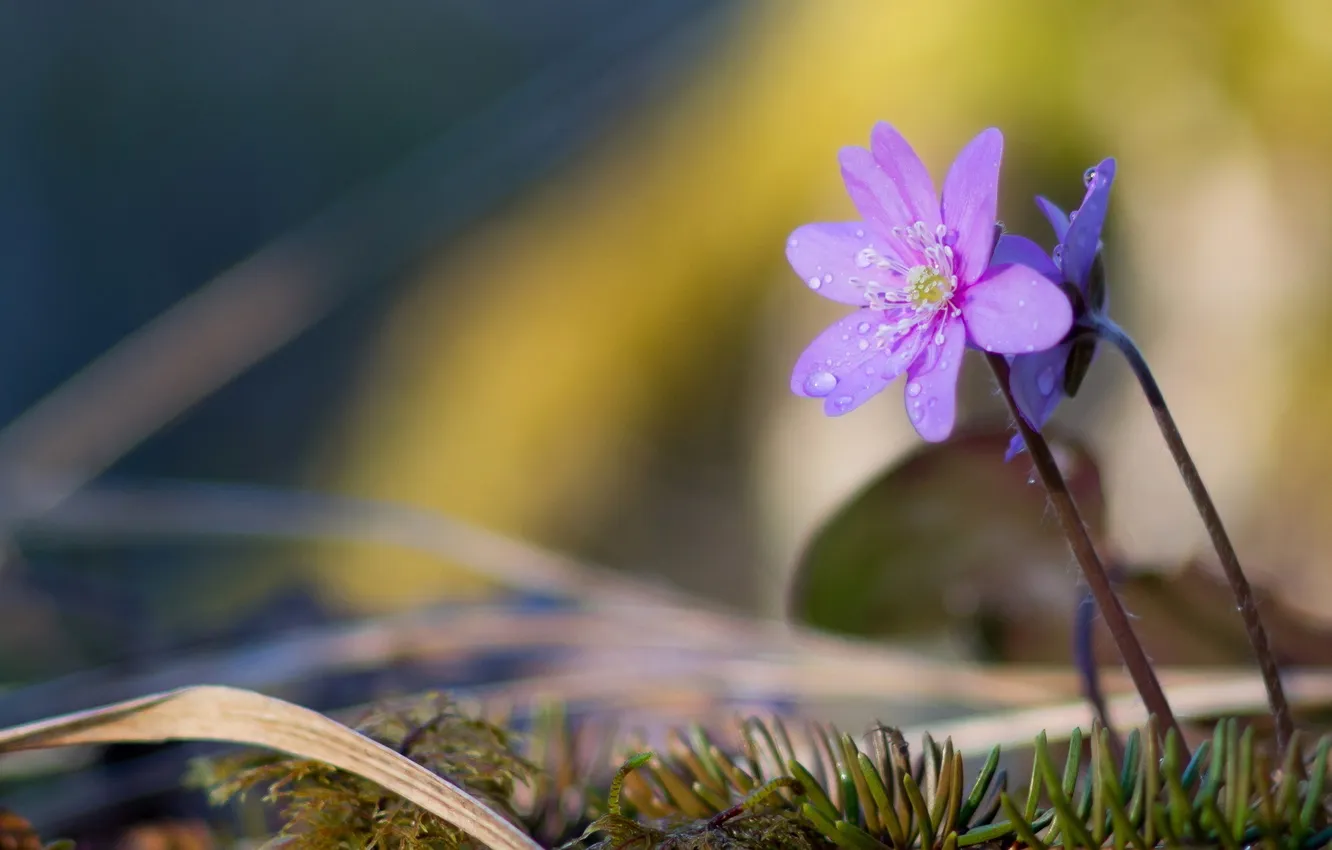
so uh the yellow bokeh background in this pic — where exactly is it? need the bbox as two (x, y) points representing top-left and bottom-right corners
(310, 0), (1332, 619)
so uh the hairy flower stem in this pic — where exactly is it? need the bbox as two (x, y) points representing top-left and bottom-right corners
(1093, 316), (1294, 751)
(987, 353), (1185, 751)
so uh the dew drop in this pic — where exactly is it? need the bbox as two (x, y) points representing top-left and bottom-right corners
(934, 331), (946, 345)
(907, 381), (922, 397)
(804, 370), (837, 396)
(833, 395), (854, 412)
(841, 334), (850, 341)
(864, 365), (876, 375)
(1027, 475), (1037, 485)
(1032, 320), (1040, 331)
(927, 398), (937, 408)
(823, 273), (833, 284)
(857, 339), (869, 351)
(1052, 244), (1064, 269)
(808, 276), (822, 290)
(1025, 345), (1035, 352)
(910, 406), (925, 423)
(789, 238), (799, 247)
(857, 322), (870, 334)
(855, 228), (865, 238)
(1068, 210), (1079, 222)
(1083, 166), (1097, 186)
(1037, 367), (1056, 396)
(1018, 299), (1026, 307)
(939, 360), (948, 369)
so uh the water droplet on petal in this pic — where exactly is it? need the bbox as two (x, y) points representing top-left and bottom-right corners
(1068, 210), (1079, 222)
(808, 277), (822, 290)
(857, 322), (870, 333)
(833, 395), (854, 412)
(1032, 320), (1040, 331)
(864, 365), (876, 375)
(939, 360), (948, 369)
(1018, 299), (1026, 307)
(907, 381), (922, 397)
(1025, 345), (1034, 352)
(855, 228), (865, 238)
(1084, 166), (1098, 186)
(910, 406), (925, 423)
(1027, 474), (1036, 485)
(1037, 367), (1056, 396)
(934, 331), (946, 345)
(1052, 244), (1064, 269)
(803, 370), (837, 397)
(928, 398), (937, 408)
(841, 334), (850, 341)
(789, 238), (799, 247)
(857, 339), (869, 351)
(823, 273), (833, 284)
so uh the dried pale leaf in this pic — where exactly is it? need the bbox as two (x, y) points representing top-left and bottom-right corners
(0, 685), (540, 850)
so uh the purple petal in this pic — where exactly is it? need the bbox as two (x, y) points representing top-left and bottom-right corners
(789, 308), (913, 415)
(839, 147), (924, 263)
(959, 263), (1073, 354)
(1004, 346), (1069, 460)
(868, 122), (941, 230)
(1061, 158), (1116, 290)
(941, 128), (1003, 284)
(1009, 345), (1069, 430)
(786, 222), (899, 306)
(1004, 434), (1027, 461)
(989, 234), (1059, 281)
(1035, 196), (1070, 243)
(903, 318), (966, 441)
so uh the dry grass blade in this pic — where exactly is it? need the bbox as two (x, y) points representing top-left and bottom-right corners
(0, 685), (541, 850)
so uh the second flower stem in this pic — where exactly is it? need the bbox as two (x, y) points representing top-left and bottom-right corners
(986, 353), (1186, 751)
(1093, 317), (1294, 751)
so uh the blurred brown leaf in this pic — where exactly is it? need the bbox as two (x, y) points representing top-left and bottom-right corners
(788, 427), (1104, 652)
(999, 558), (1332, 668)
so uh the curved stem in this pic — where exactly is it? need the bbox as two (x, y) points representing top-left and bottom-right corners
(1092, 316), (1293, 750)
(1075, 588), (1123, 758)
(986, 354), (1185, 751)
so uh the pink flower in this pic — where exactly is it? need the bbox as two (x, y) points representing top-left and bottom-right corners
(788, 123), (1073, 441)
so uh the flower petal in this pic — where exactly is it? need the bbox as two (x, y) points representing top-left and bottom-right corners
(869, 122), (941, 229)
(790, 308), (911, 414)
(960, 263), (1073, 354)
(1004, 346), (1069, 460)
(786, 222), (900, 306)
(989, 234), (1059, 281)
(1035, 196), (1070, 243)
(941, 128), (1003, 283)
(839, 147), (922, 263)
(1061, 158), (1116, 289)
(903, 318), (966, 441)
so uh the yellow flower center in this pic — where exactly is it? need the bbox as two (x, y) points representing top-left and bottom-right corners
(905, 265), (954, 309)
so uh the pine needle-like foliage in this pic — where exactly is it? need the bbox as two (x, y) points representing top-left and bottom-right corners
(573, 716), (1332, 850)
(191, 692), (534, 850)
(189, 689), (1332, 850)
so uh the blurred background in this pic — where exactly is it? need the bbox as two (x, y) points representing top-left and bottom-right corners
(3, 0), (1332, 837)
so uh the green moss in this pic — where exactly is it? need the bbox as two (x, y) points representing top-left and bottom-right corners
(191, 692), (534, 850)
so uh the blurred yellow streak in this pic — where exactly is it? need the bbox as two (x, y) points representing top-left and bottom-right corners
(313, 0), (1332, 611)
